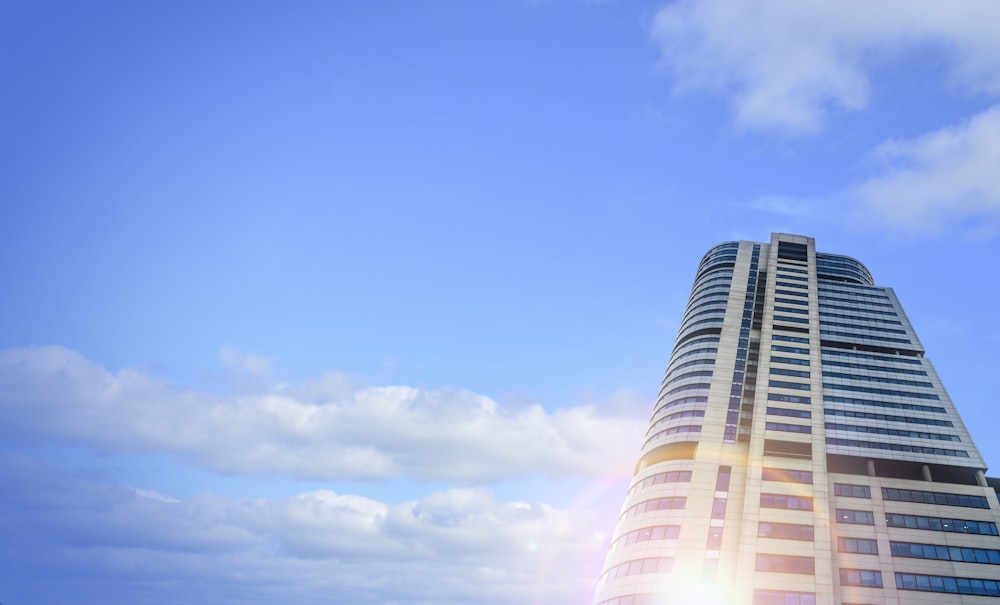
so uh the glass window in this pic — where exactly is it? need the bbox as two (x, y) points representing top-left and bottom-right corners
(840, 568), (883, 587)
(838, 537), (878, 554)
(834, 483), (871, 498)
(762, 493), (814, 511)
(836, 509), (875, 525)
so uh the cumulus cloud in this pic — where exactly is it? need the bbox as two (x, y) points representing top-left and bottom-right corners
(0, 346), (645, 482)
(734, 106), (1000, 235)
(0, 453), (608, 604)
(651, 0), (1000, 133)
(856, 104), (1000, 233)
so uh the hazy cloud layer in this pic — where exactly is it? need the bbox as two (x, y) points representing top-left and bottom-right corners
(0, 346), (645, 482)
(651, 0), (1000, 133)
(744, 106), (1000, 235)
(0, 453), (607, 604)
(857, 104), (1000, 234)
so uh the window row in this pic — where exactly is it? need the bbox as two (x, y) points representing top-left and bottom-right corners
(885, 513), (998, 535)
(692, 268), (733, 289)
(679, 303), (728, 324)
(767, 407), (811, 419)
(774, 324), (809, 335)
(819, 310), (902, 325)
(774, 305), (808, 315)
(644, 424), (702, 447)
(824, 383), (940, 400)
(665, 357), (715, 374)
(756, 553), (814, 574)
(882, 487), (989, 509)
(769, 380), (811, 392)
(768, 393), (811, 404)
(766, 422), (811, 434)
(679, 307), (727, 329)
(609, 524), (681, 552)
(824, 407), (954, 427)
(774, 288), (808, 299)
(628, 470), (692, 495)
(774, 314), (809, 324)
(670, 346), (719, 364)
(891, 541), (1000, 565)
(775, 273), (808, 282)
(817, 283), (890, 300)
(665, 382), (712, 398)
(771, 356), (810, 366)
(819, 302), (897, 317)
(837, 509), (875, 525)
(771, 367), (811, 378)
(691, 270), (731, 290)
(838, 537), (878, 554)
(776, 265), (808, 275)
(697, 254), (737, 272)
(775, 280), (808, 290)
(652, 395), (708, 415)
(825, 422), (960, 442)
(664, 369), (714, 387)
(762, 467), (813, 484)
(677, 317), (726, 333)
(820, 347), (923, 366)
(834, 483), (871, 498)
(896, 572), (1000, 596)
(822, 371), (932, 389)
(761, 493), (813, 511)
(773, 334), (810, 344)
(773, 344), (810, 355)
(822, 359), (924, 376)
(819, 329), (911, 346)
(815, 253), (872, 273)
(826, 436), (969, 458)
(673, 336), (721, 355)
(674, 326), (722, 349)
(683, 296), (729, 316)
(690, 283), (732, 300)
(699, 246), (738, 264)
(817, 292), (893, 308)
(840, 568), (882, 587)
(600, 557), (673, 584)
(619, 497), (687, 521)
(823, 395), (944, 414)
(648, 409), (705, 431)
(758, 522), (814, 541)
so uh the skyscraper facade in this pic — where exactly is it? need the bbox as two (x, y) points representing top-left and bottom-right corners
(594, 233), (1000, 605)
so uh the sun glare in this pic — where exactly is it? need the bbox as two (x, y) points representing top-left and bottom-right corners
(668, 579), (733, 605)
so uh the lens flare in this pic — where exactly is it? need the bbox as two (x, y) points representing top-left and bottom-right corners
(663, 578), (733, 605)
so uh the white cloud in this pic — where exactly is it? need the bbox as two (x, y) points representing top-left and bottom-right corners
(650, 0), (1000, 133)
(856, 104), (1000, 233)
(0, 346), (646, 482)
(219, 346), (273, 376)
(735, 106), (1000, 235)
(0, 453), (609, 604)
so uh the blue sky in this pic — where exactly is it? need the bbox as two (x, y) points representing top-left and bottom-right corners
(2, 1), (1000, 603)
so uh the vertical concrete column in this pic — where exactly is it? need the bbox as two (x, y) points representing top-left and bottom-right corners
(866, 459), (876, 477)
(922, 464), (933, 482)
(977, 470), (988, 488)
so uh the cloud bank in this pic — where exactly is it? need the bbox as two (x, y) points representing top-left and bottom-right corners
(858, 104), (1000, 234)
(0, 346), (645, 482)
(651, 0), (1000, 133)
(0, 453), (608, 604)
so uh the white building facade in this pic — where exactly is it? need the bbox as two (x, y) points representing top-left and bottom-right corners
(594, 233), (1000, 605)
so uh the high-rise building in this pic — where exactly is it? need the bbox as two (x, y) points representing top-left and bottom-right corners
(594, 233), (1000, 605)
